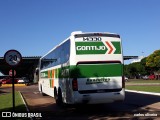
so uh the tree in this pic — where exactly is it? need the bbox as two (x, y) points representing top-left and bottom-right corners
(146, 50), (160, 71)
(141, 57), (147, 66)
(140, 57), (150, 75)
(124, 49), (160, 79)
(124, 57), (148, 78)
(124, 62), (146, 79)
(146, 49), (160, 79)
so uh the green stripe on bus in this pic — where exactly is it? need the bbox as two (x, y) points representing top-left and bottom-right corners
(50, 79), (51, 87)
(49, 79), (54, 88)
(76, 41), (121, 55)
(112, 42), (121, 54)
(41, 71), (48, 78)
(41, 64), (123, 78)
(55, 68), (59, 78)
(70, 64), (123, 78)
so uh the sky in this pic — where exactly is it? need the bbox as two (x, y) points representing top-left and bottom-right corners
(0, 0), (160, 64)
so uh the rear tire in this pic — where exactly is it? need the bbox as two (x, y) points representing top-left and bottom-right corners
(40, 85), (46, 96)
(56, 88), (63, 106)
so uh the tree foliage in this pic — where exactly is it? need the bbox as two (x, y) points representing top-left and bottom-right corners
(124, 49), (160, 78)
(124, 62), (147, 78)
(146, 49), (160, 71)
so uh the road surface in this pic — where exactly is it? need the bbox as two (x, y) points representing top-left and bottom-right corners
(0, 85), (160, 120)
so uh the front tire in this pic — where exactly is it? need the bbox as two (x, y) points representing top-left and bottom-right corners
(40, 85), (46, 96)
(54, 88), (58, 102)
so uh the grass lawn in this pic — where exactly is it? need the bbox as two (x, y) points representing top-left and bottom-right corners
(0, 91), (27, 112)
(126, 86), (160, 93)
(127, 79), (160, 83)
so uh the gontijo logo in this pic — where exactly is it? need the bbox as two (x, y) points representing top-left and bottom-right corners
(76, 40), (121, 55)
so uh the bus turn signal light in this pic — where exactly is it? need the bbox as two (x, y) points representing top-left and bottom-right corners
(72, 79), (78, 91)
(122, 76), (125, 88)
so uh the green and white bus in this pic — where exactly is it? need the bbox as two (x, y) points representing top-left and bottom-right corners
(38, 31), (125, 105)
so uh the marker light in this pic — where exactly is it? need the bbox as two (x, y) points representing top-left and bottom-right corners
(72, 79), (78, 91)
(122, 76), (125, 88)
(94, 33), (102, 36)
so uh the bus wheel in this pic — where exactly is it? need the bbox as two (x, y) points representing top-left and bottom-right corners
(41, 85), (46, 96)
(54, 88), (58, 102)
(56, 88), (63, 106)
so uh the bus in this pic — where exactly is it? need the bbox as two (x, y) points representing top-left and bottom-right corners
(38, 31), (125, 105)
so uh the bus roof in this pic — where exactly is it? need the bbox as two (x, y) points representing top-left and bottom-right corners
(41, 31), (120, 59)
(41, 36), (70, 59)
(71, 31), (120, 38)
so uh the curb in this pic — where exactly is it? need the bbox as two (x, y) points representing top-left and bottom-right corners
(19, 91), (33, 120)
(19, 91), (30, 112)
(125, 89), (160, 96)
(1, 84), (26, 87)
(126, 83), (160, 86)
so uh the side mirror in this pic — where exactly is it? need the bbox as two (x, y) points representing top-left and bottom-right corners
(36, 68), (39, 75)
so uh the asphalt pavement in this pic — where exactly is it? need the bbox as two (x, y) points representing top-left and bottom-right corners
(0, 84), (160, 120)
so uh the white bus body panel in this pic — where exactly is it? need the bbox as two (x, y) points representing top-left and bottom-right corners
(72, 89), (125, 104)
(39, 32), (125, 104)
